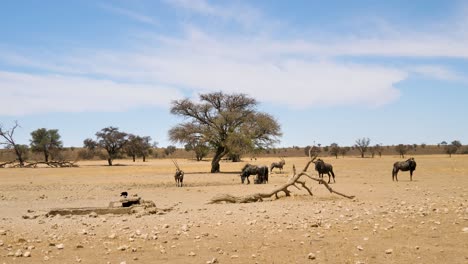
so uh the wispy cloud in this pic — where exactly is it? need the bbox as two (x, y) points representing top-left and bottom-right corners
(99, 4), (158, 26)
(0, 71), (181, 116)
(164, 0), (262, 27)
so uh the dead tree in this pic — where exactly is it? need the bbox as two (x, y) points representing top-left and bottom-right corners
(23, 161), (78, 168)
(208, 156), (355, 204)
(172, 159), (184, 187)
(0, 121), (27, 167)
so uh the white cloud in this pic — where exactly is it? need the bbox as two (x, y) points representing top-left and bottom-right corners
(2, 2), (467, 116)
(409, 65), (465, 82)
(0, 71), (182, 116)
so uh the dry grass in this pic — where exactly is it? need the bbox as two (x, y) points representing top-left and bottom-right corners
(0, 155), (467, 263)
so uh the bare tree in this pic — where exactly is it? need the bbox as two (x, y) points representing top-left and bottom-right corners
(169, 92), (281, 173)
(0, 121), (28, 166)
(355, 137), (370, 158)
(30, 128), (63, 162)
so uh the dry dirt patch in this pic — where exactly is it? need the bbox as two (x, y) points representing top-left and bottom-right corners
(1, 155), (467, 263)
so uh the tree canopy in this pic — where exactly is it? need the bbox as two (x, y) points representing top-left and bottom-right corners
(169, 92), (281, 173)
(84, 127), (128, 166)
(30, 128), (63, 162)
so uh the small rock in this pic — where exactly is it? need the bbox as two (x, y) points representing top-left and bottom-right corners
(0, 230), (6, 235)
(308, 253), (316, 260)
(226, 211), (233, 215)
(15, 249), (23, 257)
(23, 251), (31, 257)
(56, 244), (64, 249)
(385, 249), (393, 254)
(188, 251), (196, 256)
(462, 227), (468, 233)
(89, 212), (98, 218)
(357, 245), (363, 251)
(231, 255), (239, 259)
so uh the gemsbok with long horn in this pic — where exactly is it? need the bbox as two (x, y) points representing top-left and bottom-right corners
(172, 159), (184, 187)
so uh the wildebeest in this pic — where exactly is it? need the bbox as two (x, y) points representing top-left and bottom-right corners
(313, 158), (336, 184)
(392, 157), (417, 181)
(240, 164), (269, 184)
(270, 157), (286, 173)
(172, 159), (184, 187)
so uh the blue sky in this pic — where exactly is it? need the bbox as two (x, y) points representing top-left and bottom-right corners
(0, 0), (467, 148)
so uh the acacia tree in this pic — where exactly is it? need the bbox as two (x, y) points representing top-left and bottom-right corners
(125, 135), (153, 162)
(395, 144), (409, 158)
(184, 137), (210, 161)
(444, 140), (461, 158)
(169, 92), (281, 173)
(339, 146), (350, 158)
(374, 144), (384, 157)
(0, 121), (28, 166)
(355, 137), (370, 158)
(329, 143), (340, 159)
(30, 128), (63, 162)
(84, 127), (128, 166)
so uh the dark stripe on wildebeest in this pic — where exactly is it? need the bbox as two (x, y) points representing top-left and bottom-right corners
(392, 157), (416, 181)
(240, 164), (269, 184)
(313, 158), (336, 184)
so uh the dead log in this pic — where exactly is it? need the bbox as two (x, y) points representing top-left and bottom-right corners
(208, 157), (355, 204)
(22, 161), (78, 168)
(0, 160), (16, 168)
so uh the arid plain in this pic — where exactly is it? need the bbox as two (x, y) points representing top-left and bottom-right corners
(0, 155), (467, 264)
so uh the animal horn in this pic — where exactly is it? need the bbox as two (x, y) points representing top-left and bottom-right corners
(171, 159), (180, 170)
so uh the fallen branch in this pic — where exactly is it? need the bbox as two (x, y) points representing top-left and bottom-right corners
(0, 160), (16, 168)
(208, 157), (355, 204)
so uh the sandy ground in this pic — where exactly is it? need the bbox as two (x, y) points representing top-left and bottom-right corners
(0, 155), (467, 264)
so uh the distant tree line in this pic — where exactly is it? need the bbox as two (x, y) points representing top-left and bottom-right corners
(1, 92), (466, 170)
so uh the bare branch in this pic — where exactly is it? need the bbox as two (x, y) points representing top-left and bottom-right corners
(208, 160), (354, 204)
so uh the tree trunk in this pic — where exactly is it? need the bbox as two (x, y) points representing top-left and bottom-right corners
(143, 155), (146, 162)
(361, 152), (364, 158)
(14, 147), (24, 167)
(211, 146), (226, 173)
(107, 158), (113, 166)
(132, 155), (136, 162)
(44, 152), (49, 163)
